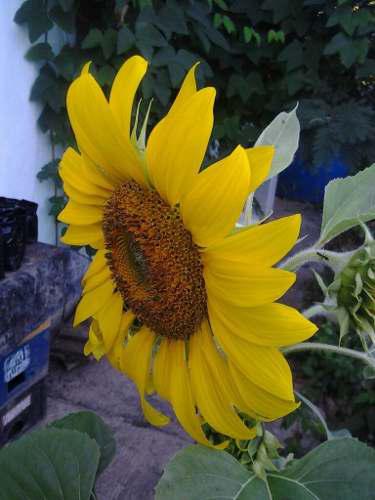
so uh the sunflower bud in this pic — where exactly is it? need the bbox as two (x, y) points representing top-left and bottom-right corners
(319, 226), (375, 347)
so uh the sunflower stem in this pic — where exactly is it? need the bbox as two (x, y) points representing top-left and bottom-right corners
(295, 389), (332, 440)
(280, 248), (344, 272)
(283, 342), (375, 370)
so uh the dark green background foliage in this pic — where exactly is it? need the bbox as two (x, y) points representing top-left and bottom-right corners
(15, 0), (374, 217)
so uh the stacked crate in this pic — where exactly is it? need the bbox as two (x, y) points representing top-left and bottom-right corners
(0, 321), (50, 445)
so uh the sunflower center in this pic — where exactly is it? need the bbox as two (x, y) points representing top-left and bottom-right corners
(103, 180), (207, 340)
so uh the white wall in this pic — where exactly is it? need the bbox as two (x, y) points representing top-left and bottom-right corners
(0, 2), (67, 244)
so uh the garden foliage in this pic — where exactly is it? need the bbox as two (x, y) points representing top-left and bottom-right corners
(14, 0), (375, 219)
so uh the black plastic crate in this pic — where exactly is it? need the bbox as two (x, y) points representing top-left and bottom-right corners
(0, 378), (46, 447)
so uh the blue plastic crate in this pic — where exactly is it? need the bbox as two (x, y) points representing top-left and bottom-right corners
(0, 322), (50, 408)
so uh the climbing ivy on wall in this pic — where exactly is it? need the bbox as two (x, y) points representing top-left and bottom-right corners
(14, 0), (375, 220)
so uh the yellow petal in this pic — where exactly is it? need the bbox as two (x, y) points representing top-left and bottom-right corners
(61, 223), (104, 249)
(168, 339), (219, 447)
(121, 327), (169, 426)
(95, 292), (123, 350)
(83, 265), (112, 294)
(58, 200), (103, 226)
(109, 55), (148, 137)
(167, 62), (198, 116)
(60, 148), (113, 198)
(204, 215), (301, 267)
(208, 297), (317, 347)
(74, 279), (115, 326)
(147, 87), (216, 206)
(209, 309), (294, 400)
(67, 72), (145, 185)
(246, 145), (274, 193)
(229, 362), (298, 420)
(189, 324), (256, 440)
(107, 310), (136, 371)
(82, 250), (107, 284)
(181, 146), (250, 247)
(63, 181), (107, 207)
(153, 338), (173, 402)
(205, 266), (295, 307)
(84, 319), (107, 360)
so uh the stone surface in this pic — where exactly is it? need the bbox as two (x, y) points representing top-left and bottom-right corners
(0, 242), (89, 355)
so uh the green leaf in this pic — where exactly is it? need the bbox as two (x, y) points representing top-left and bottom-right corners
(278, 40), (304, 71)
(58, 0), (75, 11)
(101, 29), (117, 59)
(49, 5), (75, 33)
(14, 0), (53, 43)
(135, 24), (168, 48)
(82, 28), (103, 50)
(96, 65), (116, 87)
(156, 4), (188, 36)
(153, 46), (176, 67)
(155, 445), (268, 500)
(157, 439), (375, 499)
(268, 438), (375, 498)
(318, 164), (375, 246)
(0, 427), (99, 500)
(25, 42), (54, 61)
(30, 68), (66, 112)
(255, 105), (300, 179)
(117, 26), (136, 54)
(222, 15), (236, 34)
(51, 411), (116, 476)
(54, 46), (84, 81)
(37, 159), (61, 187)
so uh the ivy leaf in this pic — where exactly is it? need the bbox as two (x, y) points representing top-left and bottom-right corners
(37, 159), (61, 187)
(82, 28), (103, 50)
(49, 195), (67, 217)
(54, 46), (84, 81)
(262, 0), (292, 23)
(156, 3), (188, 37)
(58, 0), (75, 12)
(156, 439), (375, 499)
(318, 164), (375, 246)
(49, 4), (75, 33)
(117, 25), (135, 54)
(278, 40), (303, 71)
(135, 24), (168, 48)
(101, 29), (117, 59)
(153, 46), (176, 67)
(25, 42), (54, 62)
(14, 0), (53, 43)
(50, 411), (116, 476)
(30, 67), (65, 112)
(96, 65), (116, 87)
(0, 427), (99, 500)
(255, 105), (300, 179)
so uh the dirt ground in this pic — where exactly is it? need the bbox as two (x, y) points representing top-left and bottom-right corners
(41, 197), (323, 500)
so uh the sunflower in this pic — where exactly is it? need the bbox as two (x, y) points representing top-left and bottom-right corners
(58, 55), (317, 446)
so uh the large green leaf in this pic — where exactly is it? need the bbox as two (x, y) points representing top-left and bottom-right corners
(0, 427), (100, 500)
(50, 410), (116, 475)
(155, 444), (268, 500)
(268, 438), (375, 499)
(255, 105), (300, 180)
(318, 164), (375, 246)
(156, 438), (375, 499)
